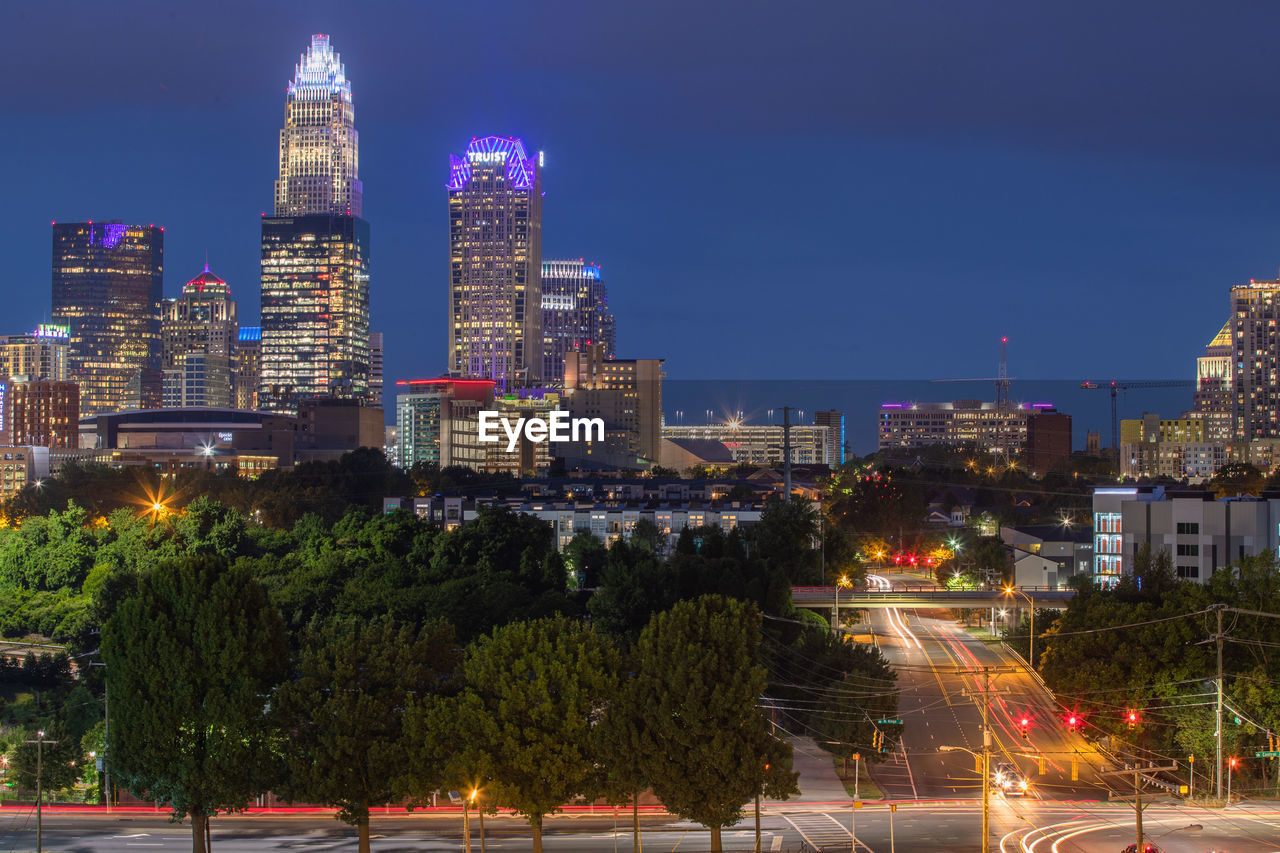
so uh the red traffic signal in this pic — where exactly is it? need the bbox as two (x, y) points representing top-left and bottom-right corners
(1020, 717), (1030, 740)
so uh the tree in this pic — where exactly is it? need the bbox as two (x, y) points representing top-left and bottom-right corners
(275, 616), (461, 853)
(587, 539), (676, 645)
(1212, 462), (1266, 498)
(438, 616), (619, 853)
(102, 556), (288, 853)
(632, 596), (798, 851)
(563, 531), (608, 588)
(751, 495), (820, 585)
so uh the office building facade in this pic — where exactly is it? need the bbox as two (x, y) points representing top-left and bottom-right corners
(448, 136), (543, 390)
(394, 378), (494, 469)
(52, 222), (164, 416)
(813, 410), (846, 466)
(541, 259), (615, 386)
(563, 344), (663, 465)
(0, 325), (70, 382)
(161, 264), (238, 409)
(260, 216), (370, 412)
(261, 36), (371, 415)
(234, 327), (261, 411)
(878, 399), (1063, 457)
(5, 379), (78, 448)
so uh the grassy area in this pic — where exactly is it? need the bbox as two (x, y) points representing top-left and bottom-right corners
(962, 625), (1001, 642)
(832, 756), (883, 801)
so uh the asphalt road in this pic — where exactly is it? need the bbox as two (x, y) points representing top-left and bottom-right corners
(860, 576), (1110, 802)
(3, 801), (1279, 851)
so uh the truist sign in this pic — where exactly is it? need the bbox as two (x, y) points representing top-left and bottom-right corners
(478, 411), (604, 452)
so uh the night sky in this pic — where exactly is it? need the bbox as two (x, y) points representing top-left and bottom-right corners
(6, 0), (1280, 388)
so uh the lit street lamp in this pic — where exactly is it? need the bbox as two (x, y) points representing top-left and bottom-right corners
(940, 744), (991, 853)
(833, 574), (852, 636)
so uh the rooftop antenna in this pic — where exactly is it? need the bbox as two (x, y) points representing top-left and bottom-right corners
(997, 337), (1010, 410)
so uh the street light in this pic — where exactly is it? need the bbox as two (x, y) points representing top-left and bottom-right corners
(833, 574), (852, 636)
(940, 745), (992, 853)
(1003, 586), (1035, 669)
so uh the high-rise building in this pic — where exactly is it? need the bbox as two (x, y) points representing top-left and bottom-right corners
(161, 264), (238, 409)
(261, 36), (370, 415)
(5, 379), (79, 448)
(563, 344), (664, 465)
(275, 34), (362, 218)
(1230, 278), (1280, 440)
(52, 222), (164, 416)
(1194, 320), (1233, 442)
(0, 325), (70, 382)
(369, 332), (384, 409)
(260, 216), (371, 412)
(448, 136), (543, 390)
(541, 259), (615, 386)
(813, 410), (846, 466)
(234, 327), (261, 410)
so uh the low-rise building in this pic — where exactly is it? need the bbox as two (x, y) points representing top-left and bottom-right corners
(1091, 485), (1280, 585)
(383, 494), (769, 555)
(878, 399), (1067, 459)
(662, 423), (832, 466)
(0, 446), (49, 498)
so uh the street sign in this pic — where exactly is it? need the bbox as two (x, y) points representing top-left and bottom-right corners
(853, 800), (863, 808)
(1254, 750), (1280, 758)
(876, 718), (903, 725)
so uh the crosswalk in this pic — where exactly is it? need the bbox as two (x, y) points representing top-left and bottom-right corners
(779, 811), (855, 852)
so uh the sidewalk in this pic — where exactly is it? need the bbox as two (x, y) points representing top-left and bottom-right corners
(776, 736), (848, 803)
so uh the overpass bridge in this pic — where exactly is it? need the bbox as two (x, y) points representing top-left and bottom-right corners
(791, 585), (1076, 610)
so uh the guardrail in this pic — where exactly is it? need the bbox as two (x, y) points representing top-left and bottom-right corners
(790, 586), (1076, 609)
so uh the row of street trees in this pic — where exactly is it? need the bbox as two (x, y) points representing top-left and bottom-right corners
(102, 556), (795, 853)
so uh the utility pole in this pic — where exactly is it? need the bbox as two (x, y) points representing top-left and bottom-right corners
(1215, 604), (1224, 800)
(960, 666), (1016, 853)
(24, 730), (58, 853)
(1100, 761), (1178, 852)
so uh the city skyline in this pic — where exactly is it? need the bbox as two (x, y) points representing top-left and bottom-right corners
(9, 3), (1280, 392)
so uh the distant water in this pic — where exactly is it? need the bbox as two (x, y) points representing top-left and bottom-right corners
(663, 379), (1195, 456)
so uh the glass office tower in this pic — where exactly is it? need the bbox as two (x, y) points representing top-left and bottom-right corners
(52, 221), (163, 416)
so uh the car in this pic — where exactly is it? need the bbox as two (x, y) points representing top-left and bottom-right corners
(1120, 844), (1162, 853)
(992, 761), (1029, 796)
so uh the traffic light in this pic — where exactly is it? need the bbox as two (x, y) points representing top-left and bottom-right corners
(1020, 717), (1030, 740)
(1127, 711), (1138, 730)
(1066, 714), (1079, 733)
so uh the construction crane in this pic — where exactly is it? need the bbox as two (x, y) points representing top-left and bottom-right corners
(1080, 379), (1196, 464)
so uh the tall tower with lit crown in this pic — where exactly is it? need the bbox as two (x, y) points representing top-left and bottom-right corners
(448, 136), (543, 390)
(260, 35), (371, 414)
(275, 34), (362, 217)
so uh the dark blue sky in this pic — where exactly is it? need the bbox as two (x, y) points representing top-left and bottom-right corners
(6, 0), (1280, 387)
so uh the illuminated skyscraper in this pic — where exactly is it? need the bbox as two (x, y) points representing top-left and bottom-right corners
(161, 264), (239, 408)
(52, 222), (163, 416)
(260, 216), (370, 413)
(1230, 278), (1280, 439)
(541, 259), (615, 386)
(261, 35), (371, 414)
(448, 136), (543, 390)
(0, 325), (70, 382)
(275, 34), (361, 217)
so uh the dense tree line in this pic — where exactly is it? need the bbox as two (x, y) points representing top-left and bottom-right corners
(1037, 545), (1280, 798)
(0, 486), (897, 852)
